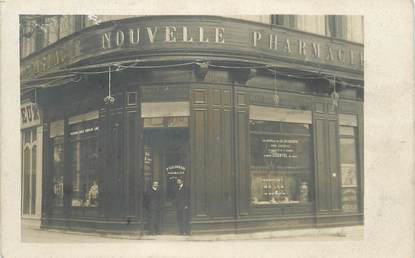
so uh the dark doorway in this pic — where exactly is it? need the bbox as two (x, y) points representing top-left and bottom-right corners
(143, 128), (189, 234)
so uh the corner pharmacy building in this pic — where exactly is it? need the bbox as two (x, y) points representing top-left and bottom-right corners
(21, 16), (363, 234)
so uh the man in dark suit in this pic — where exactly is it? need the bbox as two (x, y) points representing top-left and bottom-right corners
(145, 181), (161, 235)
(175, 178), (190, 235)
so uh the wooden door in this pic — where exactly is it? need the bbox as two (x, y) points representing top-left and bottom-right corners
(143, 128), (189, 234)
(314, 103), (341, 213)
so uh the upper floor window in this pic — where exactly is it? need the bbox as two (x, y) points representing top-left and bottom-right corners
(20, 15), (88, 57)
(326, 15), (348, 40)
(270, 15), (297, 29)
(74, 15), (86, 32)
(32, 17), (46, 52)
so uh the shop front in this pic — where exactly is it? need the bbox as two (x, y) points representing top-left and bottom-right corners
(21, 16), (364, 235)
(21, 99), (43, 227)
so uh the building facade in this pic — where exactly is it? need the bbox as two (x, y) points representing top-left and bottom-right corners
(20, 15), (364, 234)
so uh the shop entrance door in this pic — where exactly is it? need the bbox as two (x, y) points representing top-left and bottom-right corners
(143, 128), (189, 234)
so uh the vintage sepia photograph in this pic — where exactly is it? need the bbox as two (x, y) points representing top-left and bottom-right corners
(19, 14), (365, 242)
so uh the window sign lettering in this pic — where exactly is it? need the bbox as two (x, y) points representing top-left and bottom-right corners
(251, 134), (311, 168)
(21, 102), (41, 129)
(263, 138), (299, 159)
(166, 164), (186, 202)
(69, 126), (99, 136)
(166, 165), (186, 177)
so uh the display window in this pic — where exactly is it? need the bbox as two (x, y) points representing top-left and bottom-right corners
(50, 120), (64, 208)
(69, 119), (99, 208)
(21, 128), (38, 215)
(52, 136), (64, 207)
(339, 125), (359, 212)
(249, 120), (313, 205)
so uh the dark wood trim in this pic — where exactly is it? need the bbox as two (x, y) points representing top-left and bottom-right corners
(41, 119), (53, 221)
(37, 66), (363, 234)
(62, 117), (72, 222)
(357, 112), (364, 213)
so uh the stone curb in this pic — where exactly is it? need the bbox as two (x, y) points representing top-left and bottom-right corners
(25, 225), (363, 241)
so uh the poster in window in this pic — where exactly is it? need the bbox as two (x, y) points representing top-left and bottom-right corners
(341, 163), (357, 187)
(342, 188), (358, 212)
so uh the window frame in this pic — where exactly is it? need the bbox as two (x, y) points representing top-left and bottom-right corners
(326, 15), (348, 40)
(51, 135), (64, 208)
(249, 120), (314, 206)
(21, 128), (38, 216)
(69, 119), (100, 209)
(338, 122), (361, 213)
(270, 15), (297, 29)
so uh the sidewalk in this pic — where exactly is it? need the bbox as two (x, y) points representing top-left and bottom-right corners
(22, 223), (363, 242)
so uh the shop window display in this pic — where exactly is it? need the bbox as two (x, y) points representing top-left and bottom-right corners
(21, 128), (37, 215)
(143, 144), (153, 191)
(69, 119), (99, 208)
(52, 137), (64, 207)
(31, 145), (37, 214)
(339, 126), (359, 212)
(23, 146), (31, 213)
(249, 120), (313, 205)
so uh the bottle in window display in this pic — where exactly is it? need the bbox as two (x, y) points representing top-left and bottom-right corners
(284, 176), (296, 202)
(262, 179), (271, 201)
(87, 180), (99, 207)
(299, 182), (308, 203)
(273, 189), (288, 203)
(271, 177), (284, 203)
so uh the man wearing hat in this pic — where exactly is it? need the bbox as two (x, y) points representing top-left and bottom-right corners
(145, 181), (161, 235)
(175, 178), (190, 235)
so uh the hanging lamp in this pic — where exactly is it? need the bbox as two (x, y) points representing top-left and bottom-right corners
(104, 66), (115, 105)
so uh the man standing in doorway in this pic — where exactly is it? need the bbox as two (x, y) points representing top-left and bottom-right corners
(145, 181), (161, 235)
(175, 178), (190, 235)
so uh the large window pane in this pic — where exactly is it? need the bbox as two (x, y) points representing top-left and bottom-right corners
(70, 120), (99, 208)
(31, 145), (37, 214)
(340, 138), (357, 166)
(52, 137), (64, 207)
(32, 128), (37, 142)
(23, 146), (31, 214)
(24, 130), (31, 144)
(250, 120), (313, 206)
(251, 173), (311, 205)
(339, 126), (359, 212)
